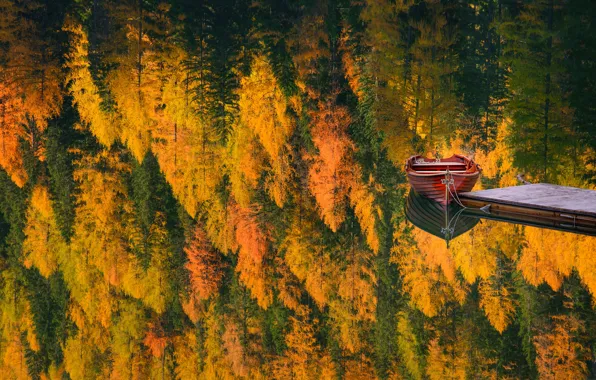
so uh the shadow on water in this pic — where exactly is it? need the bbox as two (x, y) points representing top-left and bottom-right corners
(406, 189), (596, 245)
(405, 190), (479, 246)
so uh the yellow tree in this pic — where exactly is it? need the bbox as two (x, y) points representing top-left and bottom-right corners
(282, 212), (336, 308)
(0, 0), (63, 186)
(64, 20), (118, 147)
(534, 315), (589, 379)
(155, 43), (223, 217)
(142, 212), (175, 314)
(67, 151), (144, 327)
(184, 223), (224, 301)
(479, 278), (517, 334)
(22, 185), (68, 277)
(230, 203), (273, 309)
(105, 1), (174, 160)
(396, 311), (423, 380)
(0, 81), (27, 187)
(272, 306), (334, 379)
(574, 235), (596, 303)
(450, 220), (521, 284)
(330, 245), (376, 353)
(109, 299), (147, 379)
(361, 0), (414, 164)
(227, 120), (264, 208)
(426, 334), (469, 380)
(202, 301), (235, 379)
(307, 101), (353, 231)
(0, 268), (40, 379)
(517, 227), (573, 292)
(173, 328), (202, 380)
(238, 55), (295, 207)
(391, 225), (467, 317)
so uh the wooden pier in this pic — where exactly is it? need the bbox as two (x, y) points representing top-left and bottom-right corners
(459, 184), (596, 236)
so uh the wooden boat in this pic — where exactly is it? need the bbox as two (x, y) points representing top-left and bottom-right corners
(405, 154), (481, 205)
(406, 190), (479, 244)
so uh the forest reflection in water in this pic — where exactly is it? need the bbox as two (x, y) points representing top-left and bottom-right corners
(1, 0), (596, 378)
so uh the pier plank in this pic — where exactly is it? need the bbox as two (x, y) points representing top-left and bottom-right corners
(459, 184), (596, 217)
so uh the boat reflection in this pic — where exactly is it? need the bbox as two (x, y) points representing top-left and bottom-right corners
(405, 190), (479, 246)
(406, 189), (596, 242)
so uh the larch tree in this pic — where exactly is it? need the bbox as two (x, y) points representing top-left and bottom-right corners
(64, 20), (118, 147)
(273, 306), (330, 380)
(517, 227), (569, 292)
(230, 202), (273, 309)
(426, 332), (470, 380)
(238, 55), (294, 207)
(184, 223), (224, 301)
(391, 225), (468, 317)
(173, 328), (203, 379)
(22, 185), (68, 277)
(0, 0), (64, 186)
(361, 0), (418, 163)
(307, 101), (354, 232)
(500, 0), (572, 183)
(396, 311), (424, 380)
(533, 315), (589, 379)
(479, 277), (517, 334)
(330, 244), (377, 353)
(0, 81), (27, 187)
(110, 298), (147, 378)
(282, 213), (336, 309)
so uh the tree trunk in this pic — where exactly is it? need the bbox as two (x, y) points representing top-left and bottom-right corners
(413, 69), (421, 142)
(138, 0), (143, 103)
(543, 0), (554, 182)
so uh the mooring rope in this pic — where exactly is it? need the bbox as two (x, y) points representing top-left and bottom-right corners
(443, 171), (467, 208)
(444, 170), (491, 212)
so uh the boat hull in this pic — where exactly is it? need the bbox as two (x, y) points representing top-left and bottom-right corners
(407, 171), (480, 205)
(405, 154), (481, 205)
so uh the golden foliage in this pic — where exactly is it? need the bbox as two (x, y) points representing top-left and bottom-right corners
(144, 321), (169, 358)
(173, 329), (201, 380)
(307, 101), (354, 231)
(64, 21), (118, 147)
(426, 336), (468, 380)
(450, 220), (521, 283)
(518, 227), (571, 291)
(272, 306), (334, 380)
(479, 278), (517, 334)
(231, 203), (273, 309)
(275, 258), (303, 311)
(227, 121), (263, 207)
(282, 215), (335, 308)
(349, 178), (381, 253)
(222, 320), (248, 377)
(185, 224), (224, 300)
(238, 55), (294, 207)
(534, 315), (589, 379)
(0, 81), (27, 187)
(396, 311), (423, 380)
(392, 225), (467, 317)
(23, 185), (68, 277)
(330, 247), (377, 353)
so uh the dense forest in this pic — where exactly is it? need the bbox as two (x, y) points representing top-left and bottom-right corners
(0, 0), (595, 378)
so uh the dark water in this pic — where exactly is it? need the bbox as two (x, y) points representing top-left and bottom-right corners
(0, 0), (595, 378)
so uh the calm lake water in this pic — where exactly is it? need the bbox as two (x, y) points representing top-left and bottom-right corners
(0, 0), (595, 378)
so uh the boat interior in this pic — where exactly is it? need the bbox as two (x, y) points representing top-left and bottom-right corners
(410, 162), (469, 173)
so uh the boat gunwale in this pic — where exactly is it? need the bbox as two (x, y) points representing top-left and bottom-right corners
(405, 154), (481, 177)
